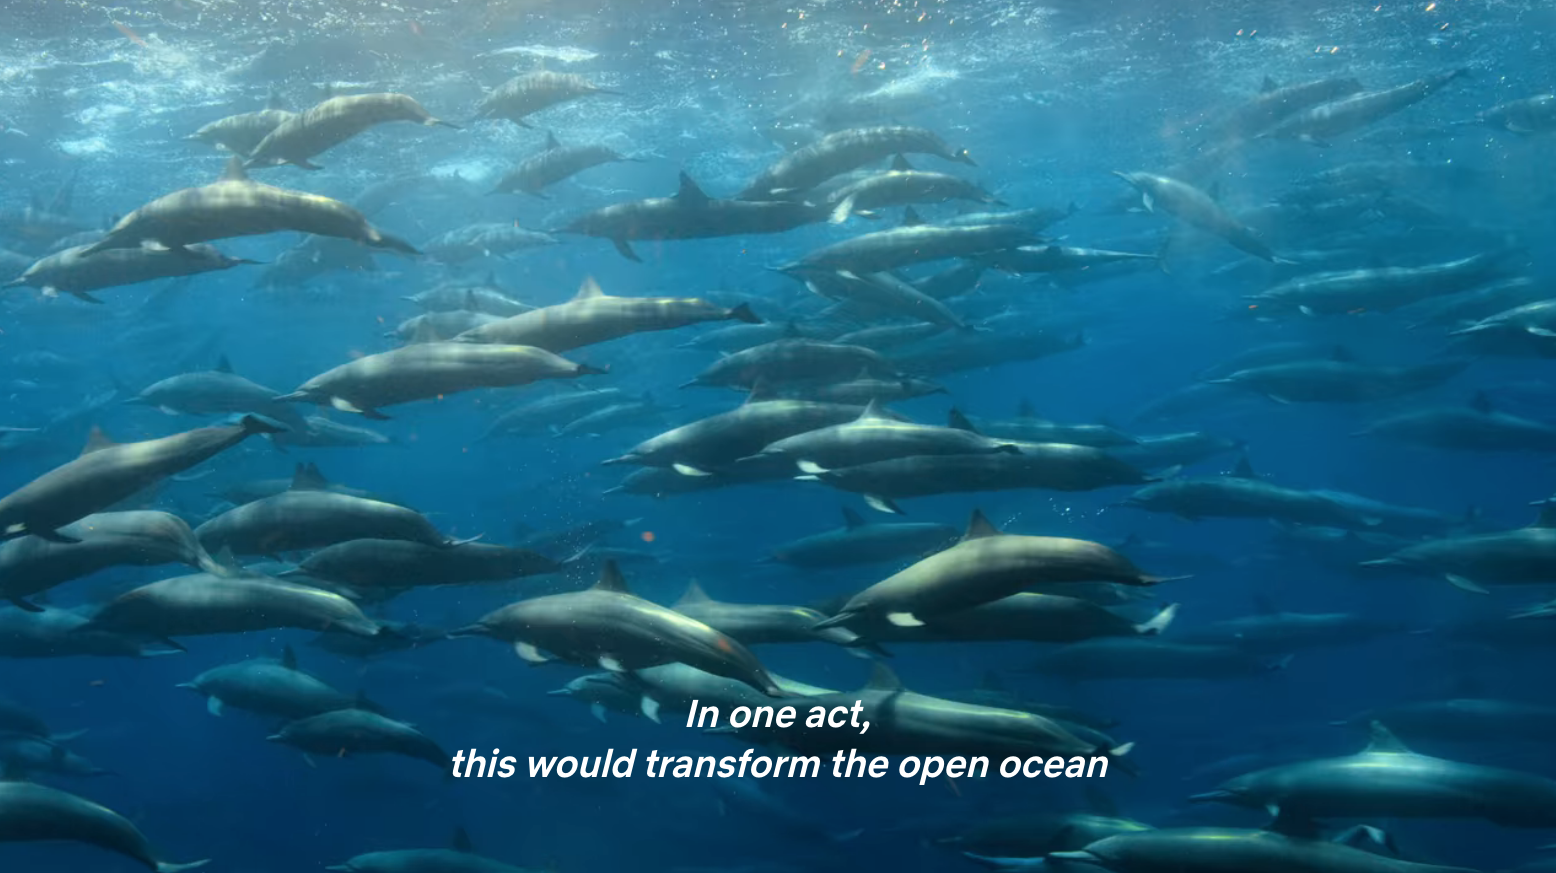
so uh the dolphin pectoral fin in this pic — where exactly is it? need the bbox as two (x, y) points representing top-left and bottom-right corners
(1445, 573), (1489, 594)
(1264, 807), (1321, 839)
(611, 238), (641, 262)
(1187, 789), (1233, 803)
(589, 703), (608, 724)
(293, 158), (324, 170)
(1262, 393), (1293, 405)
(828, 196), (856, 225)
(864, 494), (902, 515)
(640, 695), (662, 723)
(302, 753), (318, 768)
(514, 642), (550, 663)
(1140, 193), (1154, 213)
(598, 655), (625, 672)
(330, 396), (391, 420)
(30, 528), (81, 544)
(1136, 602), (1179, 635)
(672, 463), (712, 477)
(886, 612), (925, 627)
(206, 696), (225, 717)
(7, 597), (43, 613)
(156, 860), (212, 872)
(795, 460), (828, 475)
(68, 289), (106, 304)
(1331, 825), (1399, 856)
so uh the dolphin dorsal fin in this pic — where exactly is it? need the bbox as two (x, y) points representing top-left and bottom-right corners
(1529, 503), (1556, 529)
(674, 581), (711, 606)
(215, 355), (234, 374)
(291, 462), (329, 491)
(81, 426), (118, 456)
(573, 276), (606, 301)
(780, 321), (802, 339)
(1260, 76), (1279, 93)
(1364, 721), (1413, 755)
(841, 507), (867, 530)
(592, 560), (630, 594)
(219, 156), (250, 183)
(265, 91), (287, 110)
(409, 318), (445, 344)
(962, 509), (1002, 541)
(280, 644), (298, 670)
(1470, 391), (1493, 414)
(857, 398), (887, 420)
(744, 379), (778, 404)
(947, 408), (979, 433)
(1231, 456), (1256, 478)
(866, 662), (904, 692)
(1017, 398), (1037, 418)
(675, 172), (711, 205)
(452, 827), (474, 853)
(889, 154), (914, 172)
(544, 131), (560, 151)
(901, 205), (924, 227)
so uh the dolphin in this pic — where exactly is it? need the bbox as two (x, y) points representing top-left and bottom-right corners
(0, 415), (283, 543)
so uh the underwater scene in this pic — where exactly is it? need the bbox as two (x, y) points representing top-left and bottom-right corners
(3, 0), (1556, 871)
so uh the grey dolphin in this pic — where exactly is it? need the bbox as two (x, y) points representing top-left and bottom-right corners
(244, 92), (457, 170)
(0, 780), (208, 871)
(1190, 721), (1556, 828)
(451, 561), (783, 696)
(0, 416), (283, 543)
(81, 158), (419, 257)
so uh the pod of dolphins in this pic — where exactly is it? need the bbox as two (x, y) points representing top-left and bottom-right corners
(3, 7), (1556, 873)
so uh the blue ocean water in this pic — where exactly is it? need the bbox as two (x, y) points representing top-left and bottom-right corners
(2, 1), (1556, 871)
